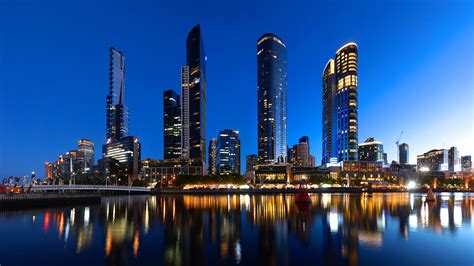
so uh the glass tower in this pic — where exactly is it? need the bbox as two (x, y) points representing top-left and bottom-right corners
(208, 138), (217, 175)
(398, 143), (409, 164)
(184, 24), (206, 164)
(322, 43), (358, 163)
(106, 46), (128, 143)
(257, 33), (288, 164)
(163, 90), (181, 159)
(217, 130), (240, 175)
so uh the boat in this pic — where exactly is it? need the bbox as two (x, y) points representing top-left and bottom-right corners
(426, 187), (436, 202)
(295, 181), (311, 204)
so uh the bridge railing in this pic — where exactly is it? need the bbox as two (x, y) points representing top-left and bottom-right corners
(30, 185), (150, 192)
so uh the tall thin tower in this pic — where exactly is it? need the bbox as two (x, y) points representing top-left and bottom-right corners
(106, 46), (128, 143)
(257, 33), (288, 164)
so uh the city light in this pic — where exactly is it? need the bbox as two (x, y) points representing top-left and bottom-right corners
(407, 181), (416, 190)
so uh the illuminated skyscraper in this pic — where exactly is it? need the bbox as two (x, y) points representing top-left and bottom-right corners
(322, 59), (337, 164)
(78, 139), (95, 171)
(257, 33), (288, 164)
(208, 138), (217, 175)
(182, 24), (206, 165)
(103, 136), (141, 184)
(163, 90), (181, 159)
(448, 146), (461, 172)
(106, 46), (128, 143)
(217, 130), (240, 175)
(358, 137), (384, 162)
(322, 43), (358, 163)
(417, 149), (448, 172)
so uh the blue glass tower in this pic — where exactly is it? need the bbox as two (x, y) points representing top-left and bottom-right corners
(257, 33), (288, 164)
(217, 130), (240, 175)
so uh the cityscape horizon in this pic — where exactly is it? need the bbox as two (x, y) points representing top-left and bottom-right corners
(1, 0), (472, 178)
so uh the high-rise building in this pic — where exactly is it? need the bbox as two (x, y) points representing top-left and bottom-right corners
(180, 66), (190, 159)
(322, 43), (358, 163)
(461, 155), (472, 172)
(77, 139), (94, 171)
(417, 149), (448, 172)
(246, 154), (258, 173)
(398, 143), (409, 164)
(183, 24), (206, 164)
(163, 90), (181, 159)
(322, 59), (337, 164)
(102, 136), (141, 184)
(106, 46), (128, 143)
(448, 146), (461, 172)
(217, 130), (240, 175)
(257, 33), (288, 164)
(289, 136), (312, 167)
(358, 137), (384, 162)
(208, 138), (217, 175)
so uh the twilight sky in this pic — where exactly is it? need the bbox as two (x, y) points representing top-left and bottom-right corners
(0, 0), (473, 177)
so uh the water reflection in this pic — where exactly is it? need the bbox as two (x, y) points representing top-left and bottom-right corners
(0, 193), (473, 265)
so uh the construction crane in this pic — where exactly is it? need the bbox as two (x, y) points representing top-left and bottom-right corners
(395, 131), (404, 163)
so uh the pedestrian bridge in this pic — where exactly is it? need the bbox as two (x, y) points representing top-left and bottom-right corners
(31, 185), (151, 193)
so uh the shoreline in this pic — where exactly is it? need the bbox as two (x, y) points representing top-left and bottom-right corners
(151, 188), (474, 195)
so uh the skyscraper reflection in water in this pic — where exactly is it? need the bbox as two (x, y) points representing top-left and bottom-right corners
(0, 193), (473, 266)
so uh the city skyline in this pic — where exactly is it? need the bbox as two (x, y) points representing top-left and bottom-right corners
(1, 0), (473, 177)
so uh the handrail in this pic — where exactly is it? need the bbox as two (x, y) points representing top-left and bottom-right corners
(29, 185), (150, 192)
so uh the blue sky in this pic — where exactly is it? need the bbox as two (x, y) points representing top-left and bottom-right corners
(0, 0), (473, 177)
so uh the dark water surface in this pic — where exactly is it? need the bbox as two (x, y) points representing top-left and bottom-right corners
(0, 193), (473, 266)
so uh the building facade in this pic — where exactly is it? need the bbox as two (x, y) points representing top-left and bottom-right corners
(322, 43), (359, 163)
(398, 143), (409, 164)
(183, 24), (206, 165)
(102, 136), (141, 184)
(417, 149), (448, 172)
(208, 138), (217, 175)
(461, 156), (472, 172)
(448, 146), (461, 172)
(77, 139), (94, 172)
(322, 59), (337, 164)
(257, 33), (288, 164)
(217, 130), (240, 175)
(141, 158), (204, 182)
(358, 137), (384, 162)
(163, 90), (181, 159)
(289, 136), (312, 167)
(246, 154), (258, 173)
(106, 46), (128, 143)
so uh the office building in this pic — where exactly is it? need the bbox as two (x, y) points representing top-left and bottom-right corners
(322, 43), (359, 163)
(141, 158), (204, 183)
(417, 149), (448, 172)
(398, 143), (409, 164)
(208, 138), (217, 175)
(246, 154), (258, 173)
(181, 24), (206, 164)
(217, 130), (240, 175)
(289, 136), (312, 167)
(448, 146), (461, 172)
(103, 136), (141, 184)
(257, 33), (288, 164)
(461, 156), (472, 172)
(358, 137), (384, 162)
(106, 46), (128, 143)
(77, 139), (95, 172)
(163, 90), (181, 159)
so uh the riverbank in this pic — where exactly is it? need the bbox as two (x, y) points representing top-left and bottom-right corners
(0, 193), (101, 209)
(152, 188), (474, 195)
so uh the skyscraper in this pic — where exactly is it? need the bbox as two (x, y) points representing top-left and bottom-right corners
(163, 90), (181, 159)
(246, 154), (258, 173)
(106, 46), (128, 143)
(448, 146), (461, 172)
(208, 138), (217, 175)
(322, 43), (359, 163)
(398, 143), (409, 164)
(184, 24), (206, 164)
(358, 137), (384, 162)
(102, 136), (141, 184)
(322, 59), (337, 164)
(461, 156), (472, 172)
(257, 33), (288, 164)
(77, 139), (94, 171)
(288, 136), (312, 167)
(181, 66), (190, 159)
(217, 130), (240, 175)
